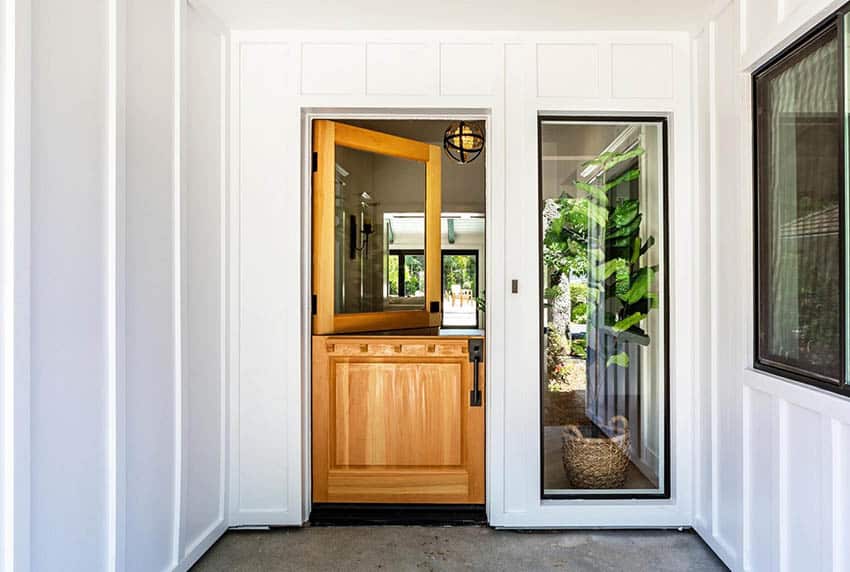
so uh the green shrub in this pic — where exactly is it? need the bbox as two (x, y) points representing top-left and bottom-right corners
(571, 338), (587, 359)
(570, 282), (588, 324)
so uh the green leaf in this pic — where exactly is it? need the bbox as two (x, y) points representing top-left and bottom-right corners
(585, 201), (609, 227)
(600, 257), (628, 280)
(575, 182), (609, 207)
(601, 168), (641, 192)
(623, 267), (656, 305)
(630, 236), (641, 264)
(606, 352), (630, 368)
(639, 235), (655, 256)
(607, 214), (642, 240)
(612, 312), (646, 332)
(609, 200), (639, 229)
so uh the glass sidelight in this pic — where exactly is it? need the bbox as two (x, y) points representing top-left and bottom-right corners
(539, 118), (668, 498)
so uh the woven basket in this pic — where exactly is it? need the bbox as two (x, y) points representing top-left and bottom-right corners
(561, 416), (630, 489)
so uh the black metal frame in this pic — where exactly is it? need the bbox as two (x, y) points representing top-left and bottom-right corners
(387, 249), (425, 298)
(752, 9), (850, 398)
(441, 249), (480, 329)
(537, 115), (671, 500)
(389, 248), (482, 329)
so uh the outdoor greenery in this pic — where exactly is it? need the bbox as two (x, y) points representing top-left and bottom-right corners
(443, 254), (476, 292)
(570, 282), (588, 324)
(543, 146), (658, 368)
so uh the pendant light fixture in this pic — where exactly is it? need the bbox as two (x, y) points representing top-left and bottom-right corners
(443, 121), (484, 164)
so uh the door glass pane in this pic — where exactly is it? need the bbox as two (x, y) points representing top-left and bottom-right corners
(755, 26), (842, 383)
(333, 145), (426, 314)
(442, 253), (479, 328)
(540, 119), (667, 496)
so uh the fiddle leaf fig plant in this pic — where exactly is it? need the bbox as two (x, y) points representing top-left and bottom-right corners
(544, 145), (659, 369)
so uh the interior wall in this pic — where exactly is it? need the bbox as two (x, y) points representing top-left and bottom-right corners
(230, 29), (696, 527)
(696, 0), (850, 571)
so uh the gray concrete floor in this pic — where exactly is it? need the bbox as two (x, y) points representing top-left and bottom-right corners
(191, 526), (728, 571)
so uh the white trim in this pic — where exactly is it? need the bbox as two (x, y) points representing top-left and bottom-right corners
(1, 1), (29, 571)
(218, 26), (230, 546)
(106, 0), (127, 569)
(226, 31), (241, 525)
(171, 0), (184, 566)
(1, 0), (16, 566)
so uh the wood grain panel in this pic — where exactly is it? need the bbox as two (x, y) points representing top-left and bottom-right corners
(312, 335), (485, 504)
(333, 362), (462, 466)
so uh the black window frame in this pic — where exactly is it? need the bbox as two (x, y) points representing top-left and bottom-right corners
(537, 115), (671, 500)
(388, 248), (482, 329)
(440, 249), (480, 330)
(752, 10), (850, 397)
(387, 249), (426, 298)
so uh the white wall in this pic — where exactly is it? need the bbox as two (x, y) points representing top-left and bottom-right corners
(230, 30), (697, 527)
(695, 0), (850, 570)
(29, 0), (113, 569)
(125, 0), (179, 570)
(179, 3), (229, 568)
(1, 0), (230, 570)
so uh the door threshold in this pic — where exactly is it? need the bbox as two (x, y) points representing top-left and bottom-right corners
(309, 503), (487, 526)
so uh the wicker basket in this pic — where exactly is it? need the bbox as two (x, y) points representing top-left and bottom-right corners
(561, 416), (630, 489)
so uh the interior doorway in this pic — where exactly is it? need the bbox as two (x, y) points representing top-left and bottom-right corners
(309, 117), (488, 513)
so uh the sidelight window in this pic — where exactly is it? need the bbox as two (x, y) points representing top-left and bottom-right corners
(539, 117), (669, 498)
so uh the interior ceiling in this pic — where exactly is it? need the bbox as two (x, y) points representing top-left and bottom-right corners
(204, 0), (714, 31)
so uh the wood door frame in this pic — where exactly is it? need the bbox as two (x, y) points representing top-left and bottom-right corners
(312, 120), (443, 335)
(303, 110), (492, 516)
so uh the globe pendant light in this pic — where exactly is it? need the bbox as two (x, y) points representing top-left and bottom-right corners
(443, 121), (484, 164)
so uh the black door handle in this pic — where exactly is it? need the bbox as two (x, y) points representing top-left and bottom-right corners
(468, 339), (483, 407)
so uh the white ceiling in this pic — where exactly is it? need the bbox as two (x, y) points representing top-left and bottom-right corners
(203, 0), (715, 31)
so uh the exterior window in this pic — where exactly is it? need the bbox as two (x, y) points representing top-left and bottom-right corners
(754, 20), (849, 393)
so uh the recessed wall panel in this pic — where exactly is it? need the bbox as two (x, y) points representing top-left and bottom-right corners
(745, 387), (779, 572)
(536, 43), (599, 97)
(784, 403), (823, 571)
(440, 43), (496, 95)
(611, 43), (673, 99)
(301, 43), (365, 95)
(367, 43), (437, 95)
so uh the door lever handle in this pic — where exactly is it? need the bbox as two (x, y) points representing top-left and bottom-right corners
(468, 339), (483, 407)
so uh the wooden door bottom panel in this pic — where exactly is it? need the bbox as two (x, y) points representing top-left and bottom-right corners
(326, 469), (477, 504)
(313, 335), (485, 505)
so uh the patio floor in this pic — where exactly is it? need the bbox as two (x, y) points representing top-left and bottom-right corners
(191, 526), (727, 571)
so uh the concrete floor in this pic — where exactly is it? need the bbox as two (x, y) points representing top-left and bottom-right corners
(191, 526), (727, 572)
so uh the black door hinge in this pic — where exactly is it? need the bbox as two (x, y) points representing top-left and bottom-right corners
(311, 294), (317, 316)
(312, 151), (318, 173)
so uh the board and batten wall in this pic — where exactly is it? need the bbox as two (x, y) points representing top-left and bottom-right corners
(1, 0), (229, 570)
(230, 30), (698, 528)
(694, 0), (850, 570)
